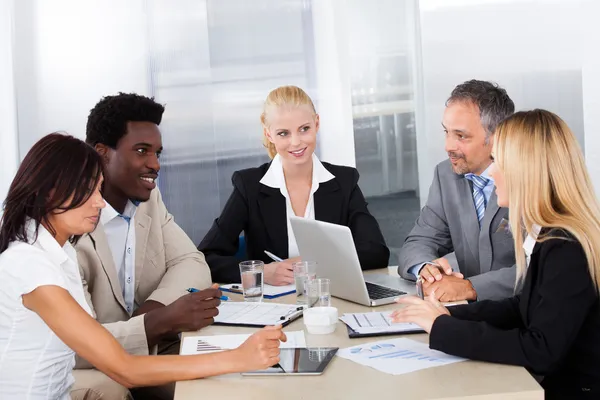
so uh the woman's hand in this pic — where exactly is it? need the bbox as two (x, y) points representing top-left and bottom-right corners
(390, 291), (450, 333)
(234, 325), (287, 370)
(264, 257), (300, 285)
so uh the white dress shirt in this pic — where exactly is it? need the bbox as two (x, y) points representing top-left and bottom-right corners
(100, 200), (137, 315)
(523, 224), (542, 267)
(0, 221), (93, 399)
(260, 153), (335, 258)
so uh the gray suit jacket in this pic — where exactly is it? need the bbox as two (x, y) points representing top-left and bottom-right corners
(398, 159), (516, 300)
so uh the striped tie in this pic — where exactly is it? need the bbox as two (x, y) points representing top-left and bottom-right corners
(464, 173), (489, 227)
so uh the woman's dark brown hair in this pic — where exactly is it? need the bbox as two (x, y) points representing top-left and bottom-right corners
(0, 133), (104, 253)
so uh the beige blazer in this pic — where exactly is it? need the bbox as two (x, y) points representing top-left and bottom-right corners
(75, 188), (212, 367)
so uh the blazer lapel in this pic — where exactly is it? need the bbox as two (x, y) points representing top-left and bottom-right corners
(314, 179), (342, 224)
(459, 178), (481, 277)
(478, 192), (500, 273)
(521, 243), (541, 322)
(134, 212), (151, 292)
(258, 184), (289, 259)
(88, 226), (128, 311)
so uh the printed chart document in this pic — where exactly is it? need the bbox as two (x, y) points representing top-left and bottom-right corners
(340, 312), (423, 334)
(180, 330), (307, 355)
(337, 338), (466, 375)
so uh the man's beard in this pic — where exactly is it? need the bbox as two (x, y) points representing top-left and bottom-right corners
(448, 152), (470, 175)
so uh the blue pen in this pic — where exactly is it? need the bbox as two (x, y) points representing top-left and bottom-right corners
(187, 287), (229, 301)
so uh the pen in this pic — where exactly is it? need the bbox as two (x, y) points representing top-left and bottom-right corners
(279, 306), (304, 320)
(187, 288), (229, 301)
(264, 250), (283, 262)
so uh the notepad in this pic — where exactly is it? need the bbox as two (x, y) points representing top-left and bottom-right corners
(220, 283), (296, 299)
(340, 312), (424, 335)
(180, 330), (307, 355)
(214, 302), (305, 327)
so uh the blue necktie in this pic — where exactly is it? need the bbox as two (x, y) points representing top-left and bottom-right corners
(464, 174), (489, 227)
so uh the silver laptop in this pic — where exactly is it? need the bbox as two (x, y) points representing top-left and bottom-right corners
(290, 216), (415, 306)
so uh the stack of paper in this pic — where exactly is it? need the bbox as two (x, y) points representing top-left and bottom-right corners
(180, 330), (307, 355)
(339, 311), (423, 334)
(338, 338), (466, 375)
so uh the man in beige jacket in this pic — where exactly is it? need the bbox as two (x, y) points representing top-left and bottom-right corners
(73, 93), (218, 400)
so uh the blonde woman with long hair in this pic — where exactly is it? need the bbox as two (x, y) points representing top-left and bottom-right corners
(199, 85), (389, 284)
(391, 110), (600, 399)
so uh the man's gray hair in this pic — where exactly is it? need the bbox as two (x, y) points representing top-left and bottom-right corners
(446, 80), (515, 140)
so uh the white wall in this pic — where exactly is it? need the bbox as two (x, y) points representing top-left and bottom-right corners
(581, 0), (600, 197)
(311, 0), (356, 167)
(0, 0), (18, 206)
(416, 0), (599, 203)
(13, 0), (149, 156)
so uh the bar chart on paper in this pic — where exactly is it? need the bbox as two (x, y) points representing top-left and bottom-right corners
(339, 338), (466, 375)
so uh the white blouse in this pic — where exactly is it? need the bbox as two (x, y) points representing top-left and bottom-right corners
(0, 221), (92, 399)
(260, 153), (335, 258)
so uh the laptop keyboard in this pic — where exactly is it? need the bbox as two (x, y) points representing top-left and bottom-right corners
(365, 281), (406, 300)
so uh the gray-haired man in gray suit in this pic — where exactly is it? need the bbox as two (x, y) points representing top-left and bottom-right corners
(399, 80), (516, 302)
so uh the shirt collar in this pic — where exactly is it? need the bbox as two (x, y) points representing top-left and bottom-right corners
(523, 224), (542, 259)
(480, 163), (494, 183)
(100, 200), (138, 226)
(25, 219), (74, 266)
(464, 163), (494, 184)
(259, 153), (335, 189)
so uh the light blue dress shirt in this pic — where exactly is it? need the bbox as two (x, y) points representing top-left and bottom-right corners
(100, 200), (139, 315)
(408, 164), (495, 278)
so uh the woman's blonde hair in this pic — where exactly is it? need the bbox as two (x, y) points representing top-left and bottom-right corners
(260, 85), (317, 159)
(494, 109), (600, 291)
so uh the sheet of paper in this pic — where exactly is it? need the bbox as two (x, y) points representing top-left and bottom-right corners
(339, 312), (423, 334)
(180, 330), (306, 355)
(264, 283), (296, 297)
(215, 302), (304, 326)
(337, 338), (466, 375)
(220, 283), (296, 297)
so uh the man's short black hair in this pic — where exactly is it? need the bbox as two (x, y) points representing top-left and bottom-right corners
(86, 92), (165, 148)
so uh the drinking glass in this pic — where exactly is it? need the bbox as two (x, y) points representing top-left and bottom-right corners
(239, 260), (264, 302)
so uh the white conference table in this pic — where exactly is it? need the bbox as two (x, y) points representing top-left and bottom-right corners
(175, 268), (543, 400)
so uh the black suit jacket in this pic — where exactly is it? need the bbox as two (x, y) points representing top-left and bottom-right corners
(198, 161), (390, 283)
(430, 231), (600, 398)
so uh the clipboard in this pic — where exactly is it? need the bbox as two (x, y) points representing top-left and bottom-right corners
(214, 302), (304, 328)
(340, 311), (425, 338)
(346, 324), (425, 338)
(220, 284), (296, 299)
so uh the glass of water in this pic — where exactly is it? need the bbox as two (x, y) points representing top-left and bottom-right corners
(292, 261), (317, 305)
(239, 260), (264, 302)
(307, 278), (331, 307)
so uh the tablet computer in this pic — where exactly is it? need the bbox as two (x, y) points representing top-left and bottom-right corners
(242, 347), (338, 376)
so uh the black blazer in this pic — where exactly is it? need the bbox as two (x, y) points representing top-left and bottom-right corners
(430, 231), (600, 399)
(198, 161), (390, 283)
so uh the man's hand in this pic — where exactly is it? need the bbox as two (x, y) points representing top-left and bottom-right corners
(166, 286), (222, 332)
(144, 285), (221, 347)
(419, 257), (463, 283)
(264, 257), (300, 286)
(424, 275), (477, 302)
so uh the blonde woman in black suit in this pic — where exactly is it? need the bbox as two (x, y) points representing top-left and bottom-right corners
(199, 85), (389, 284)
(392, 110), (600, 399)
